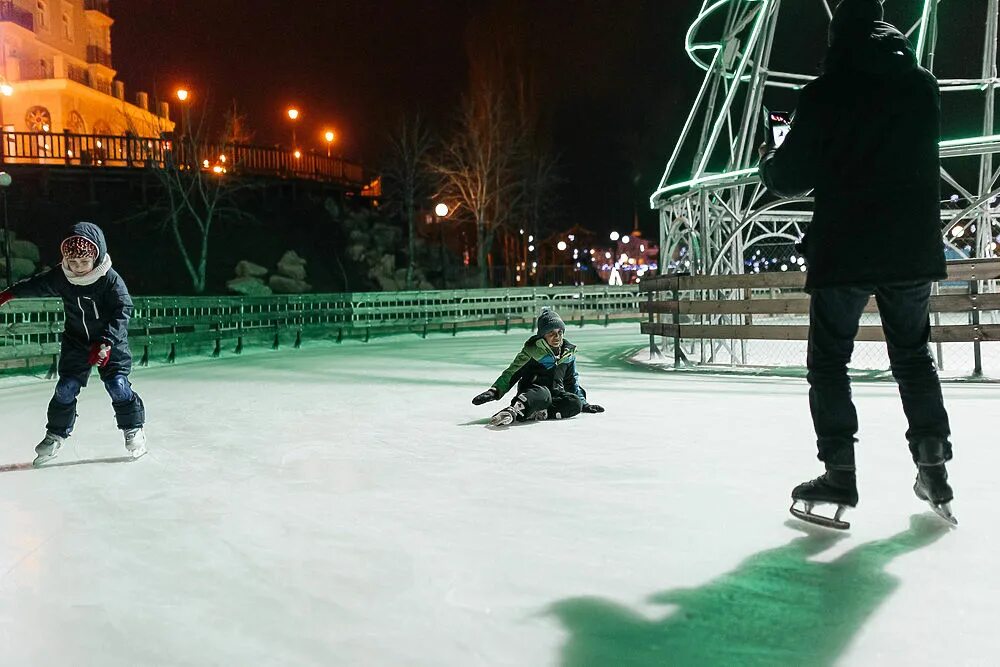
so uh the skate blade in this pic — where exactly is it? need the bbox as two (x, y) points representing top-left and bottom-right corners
(32, 453), (59, 467)
(128, 448), (147, 460)
(789, 501), (851, 531)
(927, 501), (958, 526)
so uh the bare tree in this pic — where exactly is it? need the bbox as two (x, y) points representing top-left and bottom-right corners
(433, 83), (525, 288)
(222, 100), (254, 145)
(143, 100), (256, 293)
(381, 115), (435, 289)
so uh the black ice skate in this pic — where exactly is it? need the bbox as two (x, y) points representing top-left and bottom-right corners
(911, 438), (957, 526)
(789, 468), (858, 531)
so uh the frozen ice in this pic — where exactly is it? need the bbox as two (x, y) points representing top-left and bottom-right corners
(0, 324), (996, 665)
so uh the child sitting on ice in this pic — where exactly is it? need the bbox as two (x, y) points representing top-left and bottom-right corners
(0, 222), (146, 465)
(472, 308), (605, 427)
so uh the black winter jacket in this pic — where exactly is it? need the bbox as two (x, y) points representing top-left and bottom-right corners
(10, 222), (134, 373)
(760, 22), (946, 290)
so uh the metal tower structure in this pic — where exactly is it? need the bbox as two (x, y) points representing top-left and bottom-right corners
(650, 0), (1000, 277)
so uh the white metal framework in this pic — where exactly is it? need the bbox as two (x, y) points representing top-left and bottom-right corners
(651, 0), (1000, 278)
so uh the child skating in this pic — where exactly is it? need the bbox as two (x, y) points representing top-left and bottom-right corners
(0, 222), (146, 465)
(472, 308), (605, 427)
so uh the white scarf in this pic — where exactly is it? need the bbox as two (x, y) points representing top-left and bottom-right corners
(62, 254), (112, 286)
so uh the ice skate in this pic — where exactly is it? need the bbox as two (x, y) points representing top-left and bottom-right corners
(526, 409), (548, 421)
(32, 432), (65, 467)
(789, 468), (857, 531)
(124, 427), (147, 459)
(488, 400), (526, 428)
(911, 438), (956, 526)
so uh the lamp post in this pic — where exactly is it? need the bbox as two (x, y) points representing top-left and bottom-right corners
(324, 130), (335, 158)
(287, 107), (300, 149)
(434, 203), (450, 288)
(175, 88), (190, 137)
(0, 80), (12, 161)
(0, 172), (12, 287)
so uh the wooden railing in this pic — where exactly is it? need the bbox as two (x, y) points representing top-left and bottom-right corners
(0, 131), (368, 186)
(0, 285), (642, 374)
(639, 258), (1000, 375)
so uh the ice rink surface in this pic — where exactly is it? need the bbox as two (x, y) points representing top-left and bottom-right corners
(0, 324), (996, 666)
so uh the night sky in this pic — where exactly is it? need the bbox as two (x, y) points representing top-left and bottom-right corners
(113, 1), (698, 239)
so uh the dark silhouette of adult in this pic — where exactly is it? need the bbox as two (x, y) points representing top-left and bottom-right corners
(547, 515), (949, 666)
(759, 0), (954, 517)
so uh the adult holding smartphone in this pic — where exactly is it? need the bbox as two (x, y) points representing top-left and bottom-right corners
(758, 0), (955, 528)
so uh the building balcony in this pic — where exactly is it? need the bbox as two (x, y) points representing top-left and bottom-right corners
(0, 1), (34, 31)
(87, 45), (113, 68)
(84, 0), (111, 16)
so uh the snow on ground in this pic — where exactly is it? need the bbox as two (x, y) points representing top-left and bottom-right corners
(0, 324), (996, 666)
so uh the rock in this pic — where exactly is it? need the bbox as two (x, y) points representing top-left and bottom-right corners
(269, 274), (311, 294)
(10, 240), (40, 263)
(0, 257), (36, 284)
(234, 260), (268, 278)
(374, 274), (400, 291)
(348, 244), (366, 262)
(277, 251), (307, 281)
(227, 276), (272, 296)
(371, 223), (401, 249)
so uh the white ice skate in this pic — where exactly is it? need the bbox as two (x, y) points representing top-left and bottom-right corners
(488, 401), (526, 428)
(124, 427), (147, 459)
(32, 432), (65, 467)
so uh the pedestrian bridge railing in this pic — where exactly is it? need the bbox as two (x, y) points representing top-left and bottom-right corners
(639, 258), (1000, 377)
(0, 285), (642, 375)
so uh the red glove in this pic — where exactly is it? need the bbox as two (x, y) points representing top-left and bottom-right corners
(88, 342), (111, 367)
(0, 290), (12, 308)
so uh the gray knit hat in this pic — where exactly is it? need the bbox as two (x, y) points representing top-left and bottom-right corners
(536, 308), (566, 336)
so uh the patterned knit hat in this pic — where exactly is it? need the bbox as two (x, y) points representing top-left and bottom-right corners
(60, 235), (99, 260)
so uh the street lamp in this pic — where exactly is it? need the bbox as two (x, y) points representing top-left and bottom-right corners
(434, 203), (453, 288)
(175, 88), (191, 141)
(324, 130), (336, 158)
(287, 107), (300, 149)
(0, 79), (12, 162)
(0, 172), (12, 287)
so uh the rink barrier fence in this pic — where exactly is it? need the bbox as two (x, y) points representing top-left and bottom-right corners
(639, 258), (1000, 377)
(0, 285), (642, 375)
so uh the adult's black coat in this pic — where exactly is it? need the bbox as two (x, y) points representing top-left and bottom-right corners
(760, 22), (946, 290)
(10, 222), (134, 376)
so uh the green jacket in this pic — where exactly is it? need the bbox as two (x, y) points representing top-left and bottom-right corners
(492, 335), (586, 401)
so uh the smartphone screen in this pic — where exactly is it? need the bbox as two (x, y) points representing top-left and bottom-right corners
(769, 111), (792, 148)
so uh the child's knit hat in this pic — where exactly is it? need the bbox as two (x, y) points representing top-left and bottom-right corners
(60, 235), (100, 260)
(536, 308), (566, 336)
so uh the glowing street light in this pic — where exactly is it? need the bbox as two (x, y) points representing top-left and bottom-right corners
(557, 241), (568, 251)
(175, 88), (191, 138)
(610, 231), (620, 241)
(434, 203), (449, 217)
(287, 107), (300, 149)
(294, 150), (302, 159)
(0, 82), (13, 97)
(324, 130), (336, 157)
